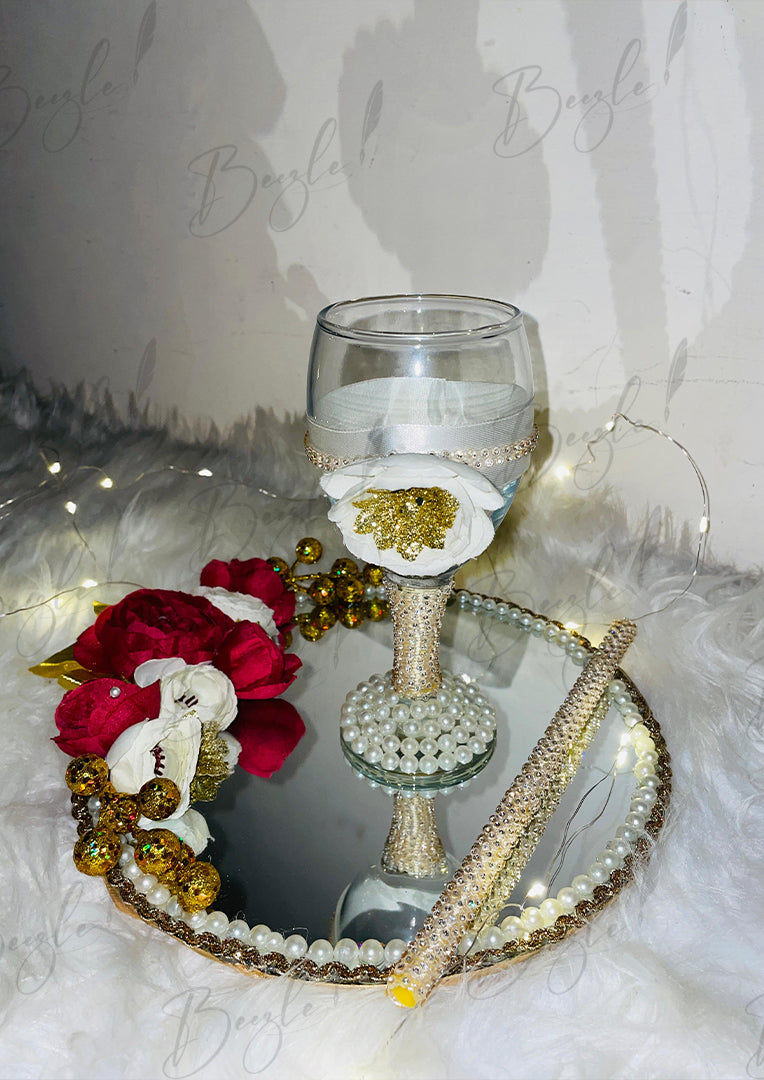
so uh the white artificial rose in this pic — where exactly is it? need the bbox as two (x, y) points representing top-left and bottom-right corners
(106, 712), (202, 818)
(197, 586), (278, 639)
(159, 663), (238, 732)
(142, 808), (212, 855)
(320, 454), (503, 576)
(133, 657), (188, 688)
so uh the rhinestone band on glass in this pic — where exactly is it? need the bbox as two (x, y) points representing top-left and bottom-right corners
(86, 591), (670, 984)
(304, 425), (539, 473)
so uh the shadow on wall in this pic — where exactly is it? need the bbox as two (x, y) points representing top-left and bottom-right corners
(0, 1), (329, 432)
(335, 0), (555, 508)
(562, 0), (670, 383)
(137, 2), (329, 424)
(336, 0), (551, 298)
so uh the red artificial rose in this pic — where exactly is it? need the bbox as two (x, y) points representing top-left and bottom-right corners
(230, 699), (306, 777)
(213, 620), (301, 699)
(73, 589), (234, 680)
(200, 558), (295, 631)
(53, 678), (161, 758)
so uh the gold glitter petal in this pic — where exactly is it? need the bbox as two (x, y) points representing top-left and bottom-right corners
(189, 729), (231, 802)
(352, 487), (459, 561)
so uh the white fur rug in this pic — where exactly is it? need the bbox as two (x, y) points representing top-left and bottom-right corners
(0, 370), (762, 1080)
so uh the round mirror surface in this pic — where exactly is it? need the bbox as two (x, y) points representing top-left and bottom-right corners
(205, 599), (642, 942)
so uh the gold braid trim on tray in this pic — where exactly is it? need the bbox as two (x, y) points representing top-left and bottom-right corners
(76, 601), (671, 989)
(386, 618), (638, 1009)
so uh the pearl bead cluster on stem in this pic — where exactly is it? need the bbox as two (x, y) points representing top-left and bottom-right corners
(340, 670), (497, 786)
(386, 618), (637, 1009)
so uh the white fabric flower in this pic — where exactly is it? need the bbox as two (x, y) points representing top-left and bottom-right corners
(106, 712), (202, 818)
(133, 657), (189, 687)
(320, 454), (503, 576)
(142, 808), (212, 855)
(197, 586), (278, 639)
(158, 664), (238, 732)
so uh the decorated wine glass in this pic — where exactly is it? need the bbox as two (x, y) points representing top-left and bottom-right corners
(304, 295), (537, 943)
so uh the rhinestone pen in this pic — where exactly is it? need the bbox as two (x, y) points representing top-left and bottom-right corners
(386, 618), (637, 1009)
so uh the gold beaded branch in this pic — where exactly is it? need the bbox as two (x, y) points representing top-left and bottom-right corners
(66, 755), (221, 913)
(386, 618), (637, 1009)
(268, 537), (389, 642)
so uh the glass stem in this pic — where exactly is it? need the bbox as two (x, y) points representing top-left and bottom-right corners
(381, 792), (449, 878)
(383, 573), (454, 698)
(380, 573), (455, 878)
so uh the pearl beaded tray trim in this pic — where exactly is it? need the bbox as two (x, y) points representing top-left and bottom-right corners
(82, 592), (670, 986)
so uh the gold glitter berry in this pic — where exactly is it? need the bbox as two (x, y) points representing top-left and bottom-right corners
(73, 827), (122, 876)
(331, 558), (358, 578)
(137, 777), (181, 821)
(65, 754), (110, 796)
(335, 575), (365, 603)
(295, 537), (323, 564)
(176, 862), (221, 913)
(308, 574), (335, 604)
(362, 564), (384, 586)
(133, 828), (181, 877)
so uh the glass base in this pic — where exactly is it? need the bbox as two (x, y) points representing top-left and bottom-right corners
(341, 669), (498, 793)
(331, 857), (459, 944)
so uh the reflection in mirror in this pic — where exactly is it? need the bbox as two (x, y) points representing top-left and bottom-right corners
(207, 601), (638, 942)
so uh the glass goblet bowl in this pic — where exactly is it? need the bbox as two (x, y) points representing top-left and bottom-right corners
(305, 294), (535, 527)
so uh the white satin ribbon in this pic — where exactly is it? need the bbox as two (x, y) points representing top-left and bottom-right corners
(307, 377), (535, 488)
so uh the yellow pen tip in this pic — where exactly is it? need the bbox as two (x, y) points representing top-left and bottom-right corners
(389, 984), (417, 1009)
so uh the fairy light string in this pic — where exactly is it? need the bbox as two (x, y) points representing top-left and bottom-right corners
(468, 692), (609, 936)
(580, 412), (711, 621)
(0, 410), (710, 632)
(382, 411), (707, 1006)
(0, 452), (314, 622)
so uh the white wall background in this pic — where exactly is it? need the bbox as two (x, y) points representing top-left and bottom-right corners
(0, 0), (761, 570)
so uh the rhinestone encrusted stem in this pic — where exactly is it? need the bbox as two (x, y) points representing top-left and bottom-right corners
(386, 618), (637, 1009)
(384, 574), (453, 698)
(471, 692), (608, 931)
(381, 793), (450, 878)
